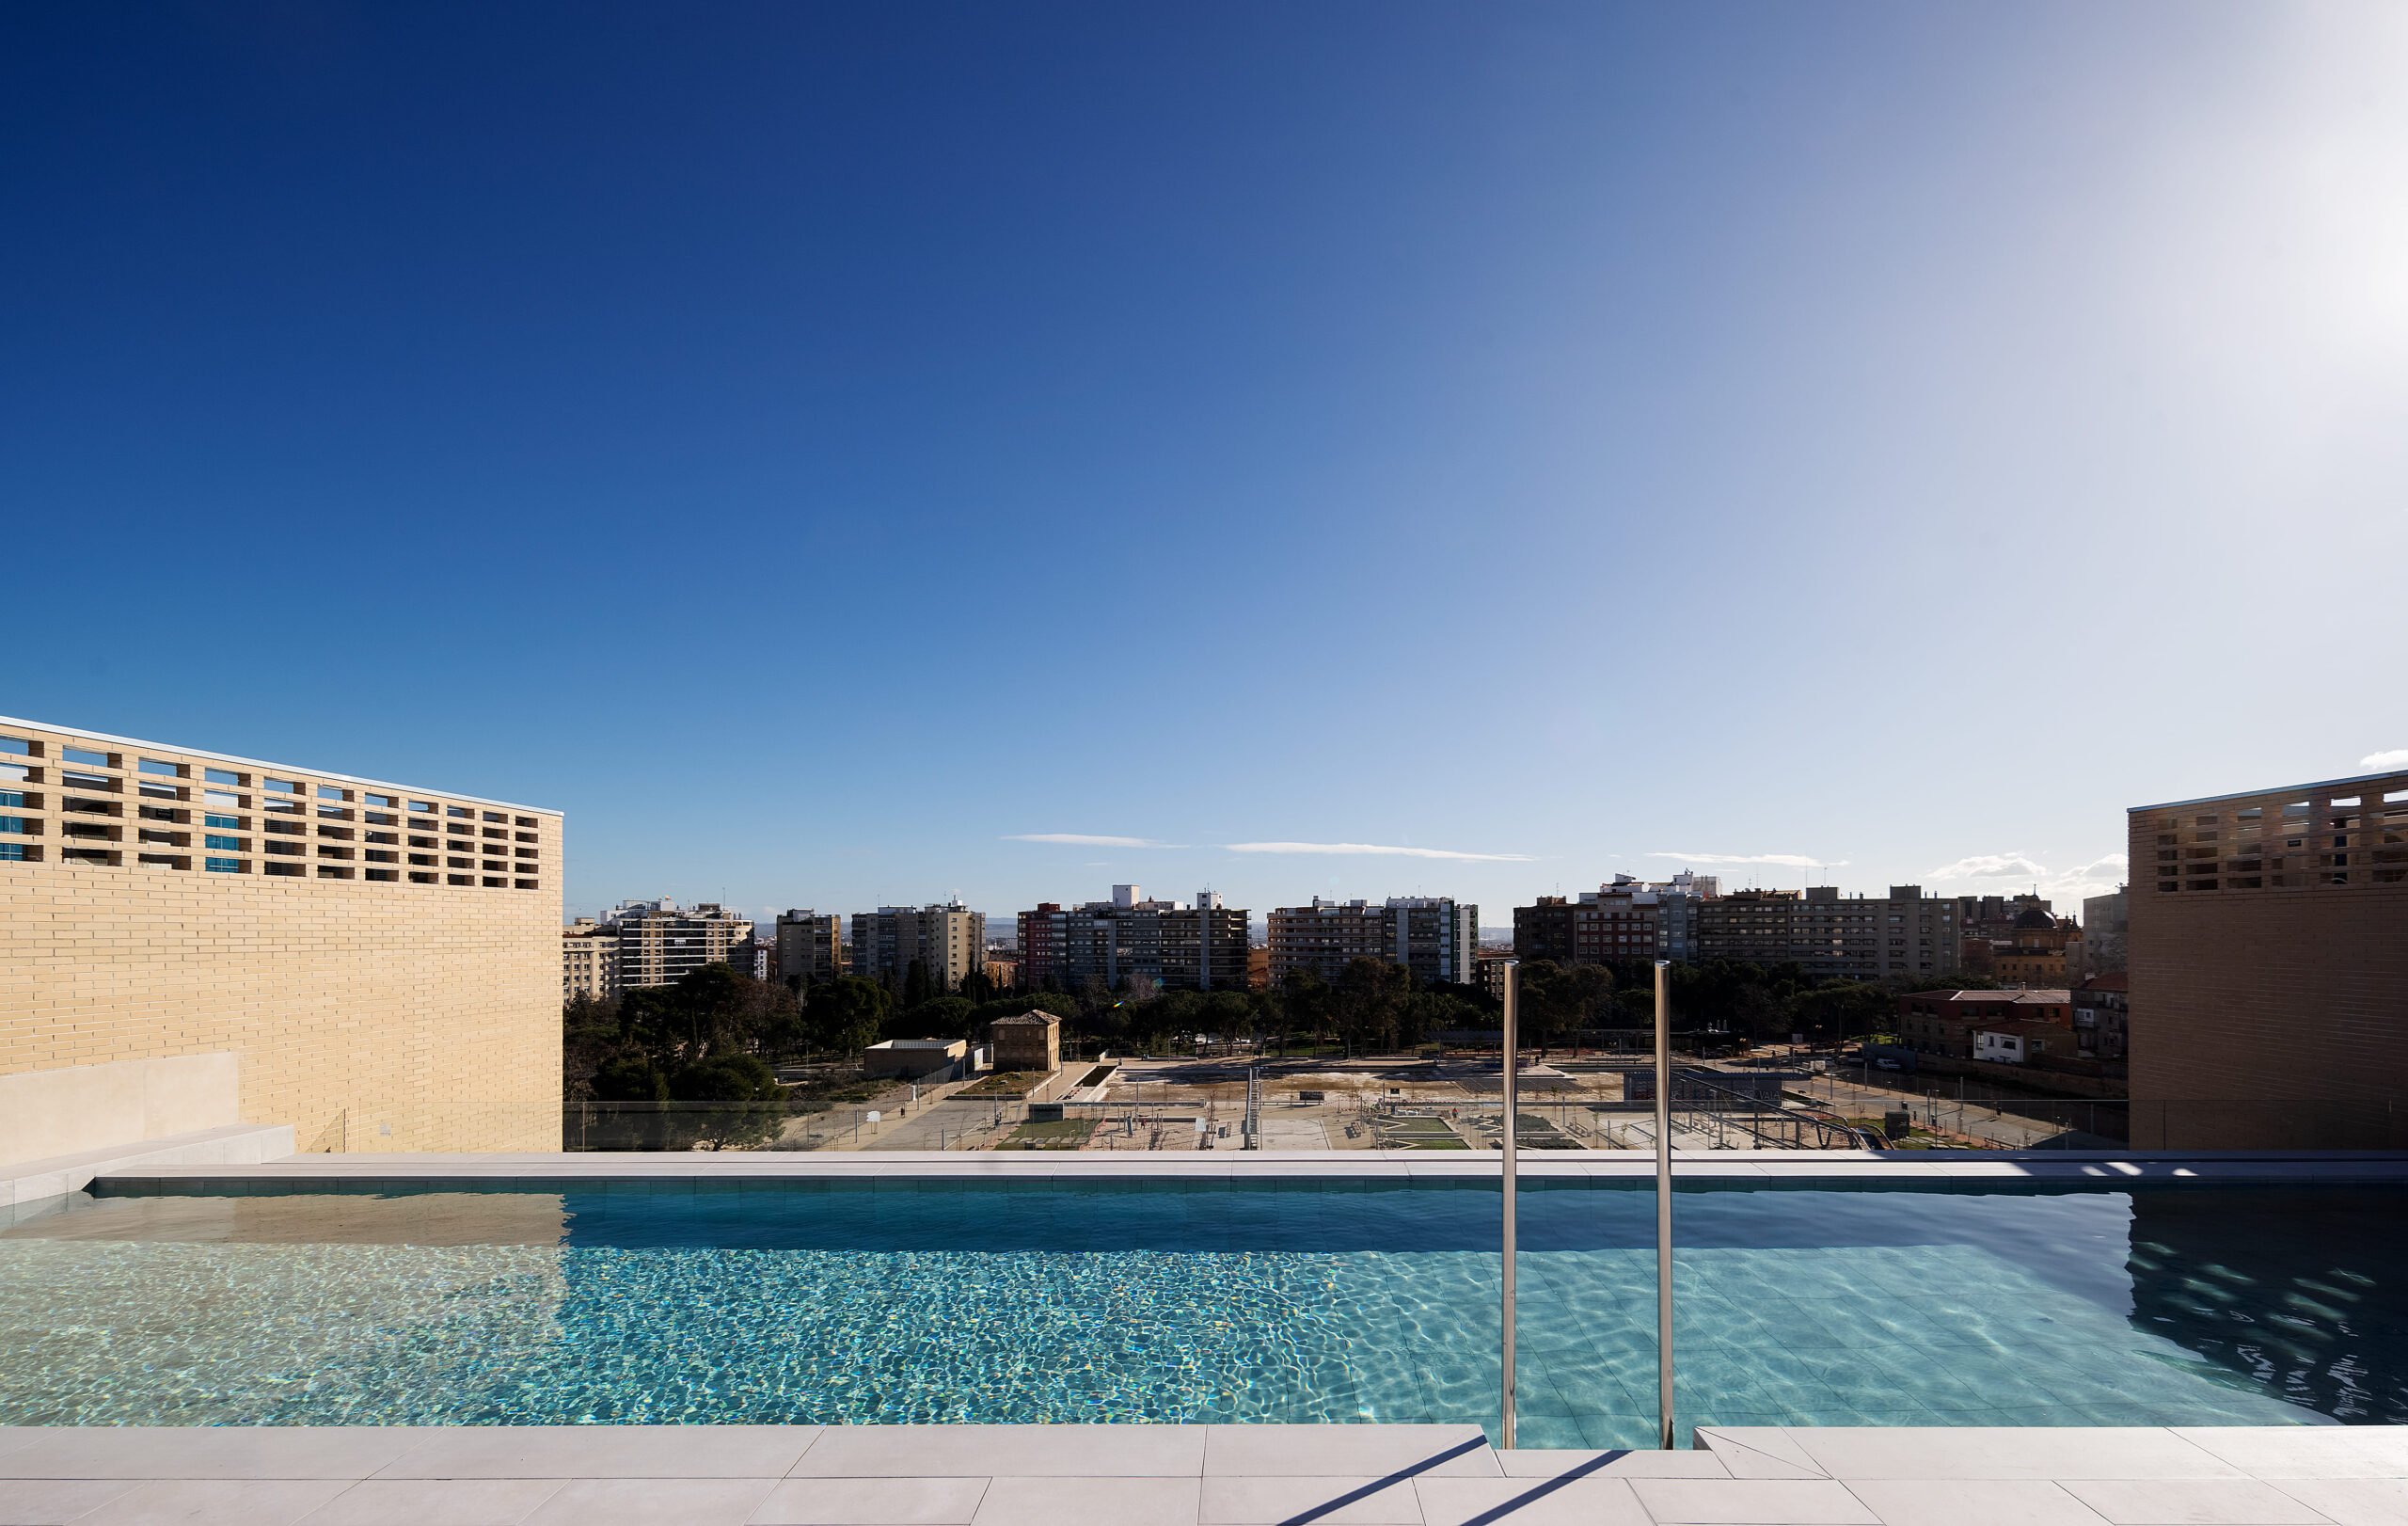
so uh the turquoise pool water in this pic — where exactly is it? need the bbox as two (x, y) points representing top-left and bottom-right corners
(1, 1181), (2399, 1445)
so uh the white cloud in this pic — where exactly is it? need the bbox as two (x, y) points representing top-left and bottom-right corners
(1646, 851), (1846, 869)
(1926, 853), (2052, 882)
(2362, 748), (2408, 770)
(1002, 834), (1186, 849)
(1224, 841), (1536, 863)
(1925, 852), (2130, 902)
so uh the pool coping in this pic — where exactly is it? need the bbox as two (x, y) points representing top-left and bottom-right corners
(81, 1146), (2408, 1197)
(0, 1422), (2400, 1525)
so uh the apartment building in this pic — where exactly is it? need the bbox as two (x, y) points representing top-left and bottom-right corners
(0, 716), (560, 1155)
(850, 900), (986, 990)
(562, 918), (622, 1001)
(2128, 768), (2408, 1147)
(1696, 889), (1799, 965)
(1895, 989), (2072, 1059)
(2072, 971), (2128, 1060)
(774, 909), (846, 985)
(607, 899), (756, 989)
(1016, 885), (1247, 992)
(1652, 871), (1716, 961)
(1266, 896), (1479, 987)
(2082, 886), (2129, 975)
(1569, 880), (1657, 963)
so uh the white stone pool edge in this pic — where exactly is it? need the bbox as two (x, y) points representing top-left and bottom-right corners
(65, 1144), (2408, 1197)
(1, 1421), (2401, 1524)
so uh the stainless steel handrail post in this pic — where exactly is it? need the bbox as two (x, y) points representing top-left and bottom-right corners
(1654, 959), (1674, 1450)
(1500, 959), (1519, 1451)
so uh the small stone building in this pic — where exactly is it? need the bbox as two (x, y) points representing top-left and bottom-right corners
(988, 1010), (1062, 1073)
(862, 1038), (968, 1079)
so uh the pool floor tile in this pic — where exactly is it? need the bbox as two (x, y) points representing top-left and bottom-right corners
(2058, 1477), (2335, 1524)
(1627, 1478), (1881, 1523)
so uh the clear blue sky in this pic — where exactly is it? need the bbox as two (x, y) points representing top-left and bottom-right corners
(6, 2), (2403, 930)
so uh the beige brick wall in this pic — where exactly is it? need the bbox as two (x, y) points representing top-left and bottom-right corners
(0, 719), (560, 1152)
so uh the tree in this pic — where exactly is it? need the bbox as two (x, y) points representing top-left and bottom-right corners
(1333, 958), (1413, 1054)
(903, 958), (931, 1009)
(1515, 961), (1612, 1056)
(668, 1054), (791, 1151)
(807, 977), (895, 1058)
(901, 994), (976, 1042)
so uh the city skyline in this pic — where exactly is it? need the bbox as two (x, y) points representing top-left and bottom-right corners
(5, 4), (2401, 934)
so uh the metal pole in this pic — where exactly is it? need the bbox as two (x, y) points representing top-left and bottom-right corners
(1500, 959), (1519, 1451)
(1654, 959), (1674, 1450)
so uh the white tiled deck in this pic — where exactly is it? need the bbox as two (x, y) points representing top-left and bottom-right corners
(1, 1423), (2402, 1525)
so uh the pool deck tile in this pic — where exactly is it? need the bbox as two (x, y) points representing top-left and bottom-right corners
(1756, 1426), (2255, 1482)
(791, 1423), (1207, 1479)
(2169, 1427), (2408, 1479)
(0, 1480), (138, 1525)
(378, 1424), (817, 1480)
(967, 1475), (1199, 1526)
(0, 1426), (2404, 1524)
(1413, 1474), (1653, 1525)
(0, 1427), (420, 1481)
(1200, 1423), (1500, 1478)
(63, 1478), (354, 1526)
(1197, 1473), (1424, 1523)
(747, 1476), (990, 1525)
(515, 1476), (779, 1526)
(1693, 1429), (1829, 1478)
(1630, 1477), (1884, 1522)
(293, 1478), (567, 1526)
(1838, 1479), (2112, 1526)
(2263, 1476), (2408, 1526)
(2055, 1477), (2334, 1524)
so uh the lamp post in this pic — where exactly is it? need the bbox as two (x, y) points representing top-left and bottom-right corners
(1499, 958), (1520, 1451)
(1654, 959), (1675, 1450)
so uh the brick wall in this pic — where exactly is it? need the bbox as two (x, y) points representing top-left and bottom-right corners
(0, 863), (559, 1152)
(2128, 772), (2408, 1148)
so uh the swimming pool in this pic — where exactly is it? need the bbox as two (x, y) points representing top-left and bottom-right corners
(2, 1179), (2399, 1446)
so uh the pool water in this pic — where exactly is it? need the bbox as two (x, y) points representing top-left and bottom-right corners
(1, 1181), (2400, 1446)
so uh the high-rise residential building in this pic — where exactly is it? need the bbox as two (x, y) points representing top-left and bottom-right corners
(606, 898), (756, 989)
(1015, 886), (1247, 991)
(2082, 886), (2129, 975)
(1649, 871), (1716, 961)
(1569, 879), (1658, 964)
(0, 715), (560, 1154)
(562, 917), (622, 1001)
(2128, 767), (2408, 1148)
(849, 900), (986, 991)
(774, 909), (847, 985)
(1699, 884), (1960, 978)
(1697, 889), (1800, 965)
(1513, 897), (1576, 962)
(1267, 896), (1479, 986)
